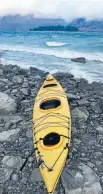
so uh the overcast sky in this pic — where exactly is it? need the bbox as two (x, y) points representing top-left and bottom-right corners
(0, 0), (103, 21)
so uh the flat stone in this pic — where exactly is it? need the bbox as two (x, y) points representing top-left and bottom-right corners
(67, 93), (80, 101)
(30, 168), (43, 182)
(12, 75), (24, 84)
(77, 99), (89, 106)
(95, 152), (102, 157)
(0, 129), (20, 142)
(96, 126), (103, 134)
(11, 173), (19, 182)
(0, 92), (17, 114)
(22, 81), (29, 88)
(0, 78), (9, 83)
(20, 88), (31, 96)
(72, 107), (89, 124)
(62, 162), (102, 194)
(3, 115), (22, 124)
(2, 156), (23, 169)
(87, 162), (95, 168)
(4, 168), (13, 181)
(26, 130), (32, 138)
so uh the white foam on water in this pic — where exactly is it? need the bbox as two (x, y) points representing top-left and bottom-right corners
(46, 41), (67, 47)
(1, 44), (103, 62)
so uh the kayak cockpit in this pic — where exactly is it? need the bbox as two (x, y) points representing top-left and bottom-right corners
(43, 132), (60, 147)
(40, 99), (61, 110)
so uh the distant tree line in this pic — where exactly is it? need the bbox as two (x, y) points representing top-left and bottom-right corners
(30, 25), (79, 32)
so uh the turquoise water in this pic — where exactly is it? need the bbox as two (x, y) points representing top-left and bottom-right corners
(0, 31), (103, 82)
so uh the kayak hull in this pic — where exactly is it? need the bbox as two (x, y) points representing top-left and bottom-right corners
(33, 74), (71, 193)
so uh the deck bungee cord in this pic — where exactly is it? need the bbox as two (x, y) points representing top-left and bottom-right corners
(32, 112), (70, 171)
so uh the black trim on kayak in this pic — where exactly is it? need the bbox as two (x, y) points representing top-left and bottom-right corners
(43, 84), (57, 88)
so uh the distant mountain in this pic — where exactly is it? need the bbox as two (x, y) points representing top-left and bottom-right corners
(70, 18), (103, 32)
(0, 15), (103, 31)
(0, 15), (66, 31)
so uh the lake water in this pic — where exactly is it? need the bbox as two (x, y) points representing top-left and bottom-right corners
(0, 31), (103, 82)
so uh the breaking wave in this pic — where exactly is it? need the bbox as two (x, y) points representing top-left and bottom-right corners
(0, 44), (103, 62)
(46, 41), (67, 47)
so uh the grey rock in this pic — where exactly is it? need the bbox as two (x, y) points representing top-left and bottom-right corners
(96, 126), (103, 134)
(22, 81), (29, 88)
(4, 168), (13, 181)
(0, 78), (9, 83)
(0, 188), (3, 194)
(95, 152), (102, 158)
(0, 129), (20, 142)
(77, 99), (89, 106)
(2, 156), (23, 169)
(11, 116), (22, 124)
(0, 69), (3, 75)
(0, 168), (5, 184)
(11, 173), (19, 182)
(71, 57), (86, 63)
(0, 92), (17, 114)
(28, 157), (34, 163)
(20, 88), (31, 96)
(19, 137), (26, 143)
(5, 121), (12, 130)
(12, 75), (24, 84)
(26, 130), (32, 139)
(35, 75), (41, 80)
(87, 161), (95, 168)
(72, 107), (89, 123)
(30, 168), (43, 182)
(3, 115), (22, 125)
(62, 162), (102, 194)
(67, 93), (80, 101)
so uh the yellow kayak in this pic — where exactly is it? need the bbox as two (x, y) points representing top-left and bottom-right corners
(32, 74), (71, 194)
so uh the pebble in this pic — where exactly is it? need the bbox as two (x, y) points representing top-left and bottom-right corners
(11, 173), (19, 181)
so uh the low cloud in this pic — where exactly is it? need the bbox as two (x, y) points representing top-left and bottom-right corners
(0, 0), (103, 21)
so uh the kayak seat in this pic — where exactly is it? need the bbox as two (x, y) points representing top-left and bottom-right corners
(40, 99), (61, 110)
(43, 132), (60, 147)
(43, 84), (57, 88)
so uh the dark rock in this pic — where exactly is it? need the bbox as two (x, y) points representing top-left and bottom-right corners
(94, 60), (103, 63)
(67, 93), (80, 101)
(77, 99), (89, 106)
(72, 107), (89, 124)
(71, 57), (86, 63)
(29, 67), (46, 77)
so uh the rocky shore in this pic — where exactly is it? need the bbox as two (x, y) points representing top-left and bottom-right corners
(0, 64), (103, 194)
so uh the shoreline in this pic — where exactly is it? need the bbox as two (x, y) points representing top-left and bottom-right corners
(0, 63), (103, 194)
